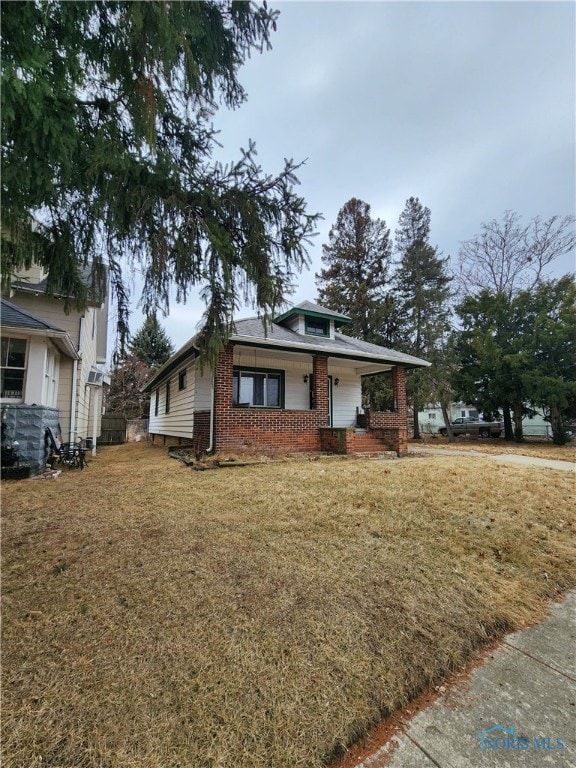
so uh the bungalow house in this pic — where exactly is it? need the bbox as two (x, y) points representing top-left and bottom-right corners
(143, 301), (429, 457)
(1, 263), (109, 474)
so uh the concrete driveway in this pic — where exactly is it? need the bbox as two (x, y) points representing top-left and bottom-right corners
(408, 446), (575, 473)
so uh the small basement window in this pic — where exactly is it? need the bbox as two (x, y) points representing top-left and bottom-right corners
(305, 317), (329, 337)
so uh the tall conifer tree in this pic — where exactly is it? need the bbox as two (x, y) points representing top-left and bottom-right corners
(394, 197), (452, 439)
(316, 198), (397, 345)
(129, 316), (174, 370)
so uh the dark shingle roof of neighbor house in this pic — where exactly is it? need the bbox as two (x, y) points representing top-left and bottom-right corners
(1, 298), (66, 332)
(143, 301), (429, 392)
(11, 263), (107, 305)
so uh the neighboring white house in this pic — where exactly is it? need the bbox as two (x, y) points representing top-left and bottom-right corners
(417, 403), (551, 437)
(1, 263), (109, 472)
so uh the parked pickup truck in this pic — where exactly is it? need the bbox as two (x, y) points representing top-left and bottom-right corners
(438, 417), (503, 438)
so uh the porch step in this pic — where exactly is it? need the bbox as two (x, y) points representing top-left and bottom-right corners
(350, 429), (395, 451)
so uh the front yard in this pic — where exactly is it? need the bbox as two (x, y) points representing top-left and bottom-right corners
(2, 443), (575, 767)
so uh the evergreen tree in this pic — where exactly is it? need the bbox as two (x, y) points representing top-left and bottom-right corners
(394, 197), (452, 439)
(516, 275), (576, 444)
(129, 316), (174, 370)
(316, 198), (397, 345)
(2, 1), (320, 361)
(453, 210), (575, 435)
(453, 291), (522, 441)
(453, 276), (576, 443)
(316, 198), (399, 411)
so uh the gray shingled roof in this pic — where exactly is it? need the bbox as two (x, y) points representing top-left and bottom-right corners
(1, 298), (66, 332)
(231, 316), (429, 368)
(144, 303), (429, 391)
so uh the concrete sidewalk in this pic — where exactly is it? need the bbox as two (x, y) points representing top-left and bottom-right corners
(408, 447), (576, 473)
(353, 591), (576, 767)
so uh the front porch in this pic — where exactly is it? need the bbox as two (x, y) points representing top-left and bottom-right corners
(212, 345), (409, 457)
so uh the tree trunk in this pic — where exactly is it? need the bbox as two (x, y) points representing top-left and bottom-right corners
(440, 401), (455, 442)
(549, 404), (569, 444)
(513, 401), (524, 442)
(502, 406), (514, 441)
(412, 397), (421, 440)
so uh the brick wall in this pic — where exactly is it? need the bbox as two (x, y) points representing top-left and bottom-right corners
(319, 427), (355, 454)
(213, 345), (330, 454)
(365, 366), (409, 456)
(193, 410), (211, 454)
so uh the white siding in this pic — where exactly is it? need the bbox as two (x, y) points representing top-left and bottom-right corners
(233, 349), (362, 424)
(328, 364), (362, 427)
(194, 364), (213, 410)
(8, 292), (82, 343)
(148, 362), (195, 438)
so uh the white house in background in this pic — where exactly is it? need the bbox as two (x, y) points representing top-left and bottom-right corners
(142, 301), (430, 457)
(1, 262), (109, 473)
(417, 403), (551, 437)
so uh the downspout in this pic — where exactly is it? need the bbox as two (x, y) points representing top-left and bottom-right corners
(69, 359), (78, 443)
(91, 386), (99, 457)
(207, 369), (215, 453)
(70, 317), (83, 443)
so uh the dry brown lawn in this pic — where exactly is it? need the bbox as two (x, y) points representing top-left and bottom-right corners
(414, 435), (576, 462)
(2, 443), (575, 768)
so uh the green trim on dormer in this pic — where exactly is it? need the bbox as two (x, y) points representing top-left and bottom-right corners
(274, 302), (351, 329)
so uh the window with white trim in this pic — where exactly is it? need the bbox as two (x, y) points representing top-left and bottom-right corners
(1, 337), (27, 399)
(43, 347), (59, 407)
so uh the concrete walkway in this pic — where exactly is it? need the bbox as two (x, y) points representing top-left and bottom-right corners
(408, 446), (576, 473)
(352, 591), (576, 767)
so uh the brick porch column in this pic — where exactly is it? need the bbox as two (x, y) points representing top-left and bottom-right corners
(213, 344), (234, 449)
(392, 366), (408, 456)
(312, 354), (329, 424)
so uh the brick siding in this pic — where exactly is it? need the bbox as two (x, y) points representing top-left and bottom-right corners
(213, 345), (330, 454)
(193, 410), (211, 454)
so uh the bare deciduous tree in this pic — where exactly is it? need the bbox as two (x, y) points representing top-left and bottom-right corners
(456, 211), (575, 298)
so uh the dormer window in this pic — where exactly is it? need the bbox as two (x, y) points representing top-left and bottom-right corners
(305, 317), (329, 337)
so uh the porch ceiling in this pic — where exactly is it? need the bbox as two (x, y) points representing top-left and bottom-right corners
(234, 344), (392, 374)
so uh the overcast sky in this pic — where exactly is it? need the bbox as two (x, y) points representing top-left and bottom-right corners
(124, 0), (576, 353)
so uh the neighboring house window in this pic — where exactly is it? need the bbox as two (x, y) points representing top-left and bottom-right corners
(154, 389), (159, 416)
(165, 381), (170, 414)
(1, 337), (27, 399)
(305, 317), (329, 337)
(428, 413), (436, 420)
(178, 368), (187, 390)
(232, 367), (283, 408)
(43, 348), (58, 407)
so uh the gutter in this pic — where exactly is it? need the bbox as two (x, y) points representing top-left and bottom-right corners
(1, 325), (79, 360)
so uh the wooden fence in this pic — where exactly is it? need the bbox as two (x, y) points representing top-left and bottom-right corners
(99, 415), (127, 444)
